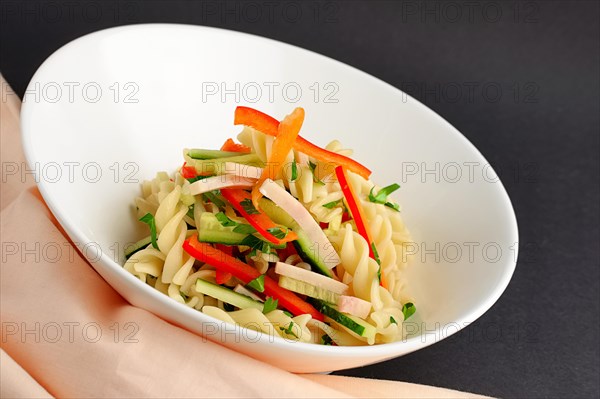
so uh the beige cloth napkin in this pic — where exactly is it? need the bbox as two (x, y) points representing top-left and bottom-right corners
(0, 75), (487, 398)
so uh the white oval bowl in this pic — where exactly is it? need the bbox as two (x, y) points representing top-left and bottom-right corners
(20, 24), (518, 373)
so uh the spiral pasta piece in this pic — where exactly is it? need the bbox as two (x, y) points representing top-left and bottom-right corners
(200, 307), (313, 343)
(124, 247), (165, 284)
(330, 224), (379, 301)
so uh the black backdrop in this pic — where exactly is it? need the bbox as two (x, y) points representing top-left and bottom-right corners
(1, 1), (599, 397)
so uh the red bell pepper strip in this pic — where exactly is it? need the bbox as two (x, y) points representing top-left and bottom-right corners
(183, 236), (324, 321)
(220, 138), (251, 153)
(251, 107), (304, 208)
(234, 106), (280, 136)
(234, 106), (372, 179)
(180, 162), (198, 179)
(215, 269), (232, 285)
(335, 166), (388, 288)
(214, 244), (233, 284)
(220, 188), (298, 245)
(215, 243), (233, 255)
(278, 241), (297, 261)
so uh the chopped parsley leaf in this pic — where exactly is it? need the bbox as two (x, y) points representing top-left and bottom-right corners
(385, 202), (400, 211)
(402, 302), (416, 320)
(291, 161), (298, 181)
(266, 226), (288, 239)
(240, 235), (272, 254)
(139, 213), (159, 250)
(279, 322), (298, 338)
(240, 235), (263, 251)
(187, 174), (212, 184)
(240, 198), (260, 215)
(247, 275), (265, 293)
(215, 212), (237, 227)
(233, 224), (257, 234)
(262, 297), (278, 314)
(202, 190), (225, 208)
(322, 199), (342, 209)
(308, 161), (323, 184)
(371, 242), (381, 265)
(368, 184), (401, 212)
(321, 334), (334, 345)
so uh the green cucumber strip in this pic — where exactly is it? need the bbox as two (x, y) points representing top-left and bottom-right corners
(310, 299), (376, 338)
(197, 212), (285, 248)
(188, 149), (244, 160)
(247, 274), (265, 293)
(198, 212), (248, 245)
(186, 153), (263, 176)
(291, 234), (334, 278)
(258, 197), (296, 227)
(278, 275), (340, 304)
(258, 198), (333, 278)
(195, 279), (263, 311)
(124, 236), (152, 259)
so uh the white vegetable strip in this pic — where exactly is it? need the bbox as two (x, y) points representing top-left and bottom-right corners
(233, 285), (264, 302)
(223, 162), (264, 179)
(337, 295), (372, 319)
(259, 179), (341, 268)
(275, 262), (348, 294)
(188, 175), (255, 195)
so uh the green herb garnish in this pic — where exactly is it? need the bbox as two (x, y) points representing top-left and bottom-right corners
(240, 235), (263, 251)
(384, 202), (400, 211)
(283, 311), (293, 317)
(402, 302), (416, 320)
(233, 224), (257, 234)
(390, 316), (397, 325)
(247, 275), (265, 293)
(308, 161), (323, 184)
(266, 226), (288, 239)
(322, 199), (341, 209)
(372, 242), (382, 282)
(240, 198), (260, 215)
(371, 242), (381, 265)
(202, 190), (225, 208)
(240, 235), (271, 254)
(291, 161), (298, 181)
(215, 212), (237, 227)
(262, 297), (278, 314)
(139, 213), (159, 250)
(368, 184), (401, 211)
(279, 322), (298, 338)
(187, 174), (212, 184)
(321, 334), (334, 345)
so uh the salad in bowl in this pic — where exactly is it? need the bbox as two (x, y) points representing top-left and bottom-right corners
(124, 106), (415, 346)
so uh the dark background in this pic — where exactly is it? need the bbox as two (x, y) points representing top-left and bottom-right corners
(1, 1), (598, 397)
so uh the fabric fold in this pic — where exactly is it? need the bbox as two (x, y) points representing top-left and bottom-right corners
(0, 349), (54, 399)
